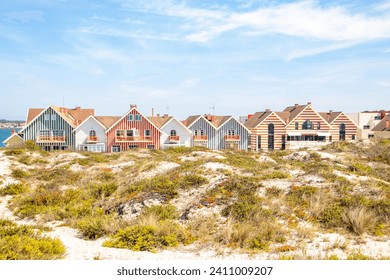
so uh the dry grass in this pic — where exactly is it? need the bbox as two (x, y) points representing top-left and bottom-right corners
(342, 207), (379, 235)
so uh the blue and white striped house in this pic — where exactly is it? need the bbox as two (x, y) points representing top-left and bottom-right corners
(184, 114), (250, 150)
(20, 106), (94, 151)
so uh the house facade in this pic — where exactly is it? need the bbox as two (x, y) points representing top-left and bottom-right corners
(246, 110), (287, 151)
(184, 115), (217, 149)
(282, 103), (333, 149)
(320, 111), (358, 141)
(371, 114), (390, 139)
(20, 106), (94, 151)
(215, 116), (250, 150)
(2, 130), (23, 147)
(105, 105), (162, 152)
(74, 116), (108, 152)
(348, 110), (390, 139)
(148, 115), (192, 149)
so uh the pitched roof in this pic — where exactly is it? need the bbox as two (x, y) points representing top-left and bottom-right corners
(147, 116), (173, 128)
(26, 108), (44, 124)
(319, 112), (342, 124)
(372, 115), (390, 131)
(208, 116), (231, 128)
(183, 115), (202, 128)
(282, 104), (307, 121)
(245, 111), (272, 128)
(95, 116), (121, 129)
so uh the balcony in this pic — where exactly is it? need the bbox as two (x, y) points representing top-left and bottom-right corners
(225, 135), (240, 141)
(169, 135), (180, 142)
(115, 136), (153, 142)
(37, 135), (66, 143)
(87, 136), (98, 143)
(193, 135), (208, 141)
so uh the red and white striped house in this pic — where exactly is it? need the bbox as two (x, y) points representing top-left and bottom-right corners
(105, 105), (162, 152)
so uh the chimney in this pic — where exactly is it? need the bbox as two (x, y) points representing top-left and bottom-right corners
(386, 120), (389, 129)
(380, 110), (386, 119)
(265, 108), (271, 112)
(130, 104), (137, 109)
(157, 113), (160, 117)
(247, 114), (253, 120)
(11, 128), (15, 135)
(163, 114), (168, 118)
(75, 106), (81, 111)
(152, 108), (154, 117)
(294, 104), (299, 107)
(307, 102), (312, 105)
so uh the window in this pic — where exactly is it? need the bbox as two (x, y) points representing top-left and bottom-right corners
(170, 130), (177, 136)
(112, 145), (121, 152)
(127, 130), (133, 137)
(51, 115), (56, 121)
(128, 115), (133, 121)
(295, 122), (299, 130)
(302, 120), (313, 130)
(352, 135), (356, 140)
(363, 125), (370, 129)
(53, 146), (60, 151)
(44, 115), (50, 121)
(129, 145), (138, 149)
(339, 123), (346, 141)
(147, 145), (155, 149)
(374, 116), (381, 120)
(317, 122), (321, 130)
(89, 130), (96, 137)
(145, 130), (151, 137)
(40, 130), (50, 137)
(368, 134), (374, 139)
(268, 123), (274, 150)
(195, 129), (205, 136)
(228, 129), (235, 136)
(135, 114), (141, 121)
(116, 130), (124, 137)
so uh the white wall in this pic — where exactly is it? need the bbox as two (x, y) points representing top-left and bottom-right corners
(75, 117), (106, 151)
(161, 118), (192, 148)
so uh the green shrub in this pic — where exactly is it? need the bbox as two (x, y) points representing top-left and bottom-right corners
(259, 170), (290, 180)
(4, 149), (24, 156)
(73, 214), (122, 240)
(11, 169), (30, 179)
(0, 219), (65, 260)
(141, 204), (178, 220)
(90, 182), (118, 199)
(103, 222), (193, 251)
(178, 174), (208, 189)
(287, 186), (318, 207)
(0, 183), (28, 195)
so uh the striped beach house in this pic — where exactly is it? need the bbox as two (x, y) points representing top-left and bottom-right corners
(319, 111), (358, 142)
(283, 102), (333, 149)
(105, 105), (162, 152)
(245, 109), (287, 151)
(184, 114), (249, 150)
(20, 106), (94, 151)
(147, 115), (192, 149)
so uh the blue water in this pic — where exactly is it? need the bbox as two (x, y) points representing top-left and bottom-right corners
(0, 128), (13, 147)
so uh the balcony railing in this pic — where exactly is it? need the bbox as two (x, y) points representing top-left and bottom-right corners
(193, 135), (208, 141)
(87, 136), (98, 143)
(37, 135), (66, 143)
(169, 135), (180, 142)
(225, 135), (240, 141)
(115, 136), (153, 142)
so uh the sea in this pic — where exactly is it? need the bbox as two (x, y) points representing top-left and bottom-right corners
(0, 128), (16, 147)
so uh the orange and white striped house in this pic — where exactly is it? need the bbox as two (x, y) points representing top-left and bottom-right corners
(105, 105), (162, 152)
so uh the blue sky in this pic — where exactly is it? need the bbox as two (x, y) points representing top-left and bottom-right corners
(1, 0), (390, 120)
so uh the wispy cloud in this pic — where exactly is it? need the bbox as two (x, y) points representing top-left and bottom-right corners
(2, 10), (44, 24)
(111, 0), (390, 60)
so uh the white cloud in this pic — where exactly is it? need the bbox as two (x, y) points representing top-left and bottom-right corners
(182, 78), (200, 88)
(116, 0), (390, 46)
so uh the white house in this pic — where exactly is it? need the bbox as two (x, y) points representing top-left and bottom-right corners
(147, 115), (192, 149)
(74, 115), (107, 152)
